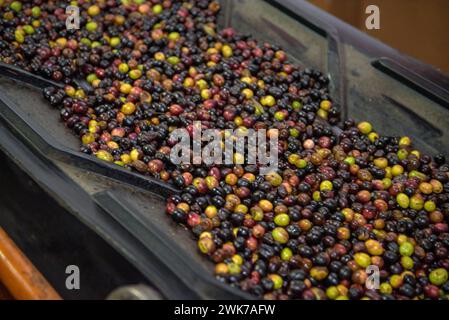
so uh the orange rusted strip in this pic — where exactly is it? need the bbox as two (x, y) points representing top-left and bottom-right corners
(0, 282), (14, 300)
(0, 227), (62, 300)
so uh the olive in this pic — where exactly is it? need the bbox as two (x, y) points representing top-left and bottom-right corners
(3, 0), (449, 301)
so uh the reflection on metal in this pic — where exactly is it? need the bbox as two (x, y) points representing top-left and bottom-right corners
(106, 284), (163, 300)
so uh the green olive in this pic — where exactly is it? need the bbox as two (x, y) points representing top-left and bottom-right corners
(10, 1), (22, 12)
(396, 193), (410, 209)
(357, 121), (372, 134)
(272, 227), (289, 244)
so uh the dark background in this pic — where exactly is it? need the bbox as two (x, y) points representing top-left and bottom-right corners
(308, 0), (449, 75)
